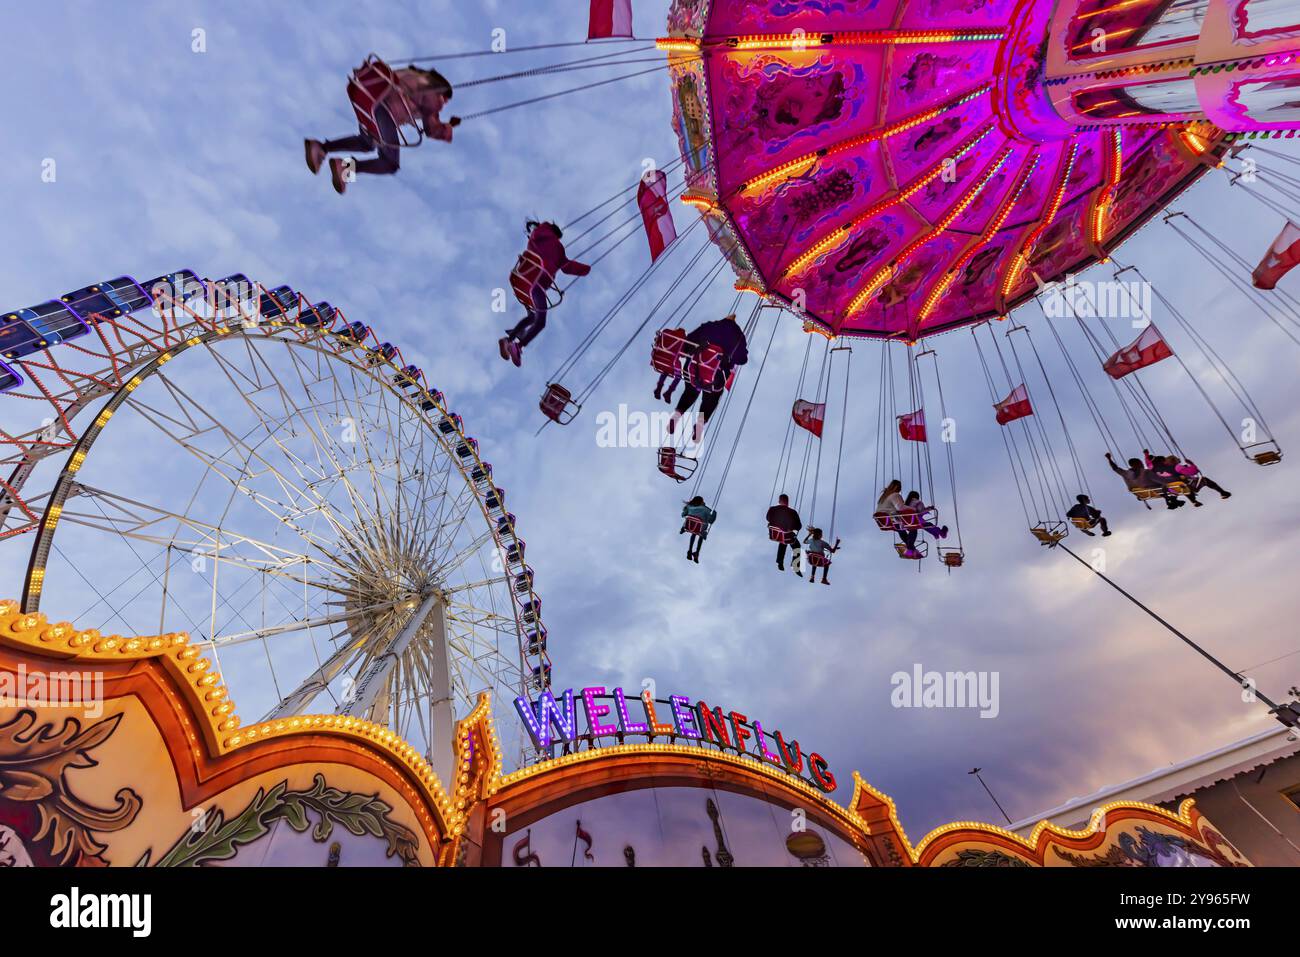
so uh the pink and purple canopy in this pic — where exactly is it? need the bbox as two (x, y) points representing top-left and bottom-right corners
(663, 0), (1223, 341)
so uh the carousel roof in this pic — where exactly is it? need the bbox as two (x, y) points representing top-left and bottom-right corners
(665, 0), (1221, 340)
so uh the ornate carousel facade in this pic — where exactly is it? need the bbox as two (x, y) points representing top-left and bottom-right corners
(0, 601), (1250, 867)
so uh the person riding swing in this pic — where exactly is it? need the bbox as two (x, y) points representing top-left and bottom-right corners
(305, 62), (460, 194)
(499, 221), (591, 366)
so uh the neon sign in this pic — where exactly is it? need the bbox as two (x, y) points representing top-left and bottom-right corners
(514, 686), (837, 793)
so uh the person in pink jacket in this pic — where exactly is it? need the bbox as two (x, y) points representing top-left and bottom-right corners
(499, 222), (591, 366)
(1145, 450), (1232, 506)
(305, 66), (460, 194)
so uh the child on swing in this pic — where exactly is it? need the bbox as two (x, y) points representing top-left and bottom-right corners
(803, 527), (841, 585)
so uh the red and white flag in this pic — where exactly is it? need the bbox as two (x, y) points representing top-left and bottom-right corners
(994, 384), (1033, 425)
(638, 170), (677, 263)
(589, 0), (634, 39)
(897, 409), (926, 442)
(1103, 325), (1172, 379)
(1253, 220), (1300, 290)
(792, 399), (825, 437)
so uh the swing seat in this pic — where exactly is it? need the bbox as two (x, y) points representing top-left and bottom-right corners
(687, 343), (726, 393)
(806, 552), (831, 569)
(1131, 486), (1167, 502)
(658, 446), (696, 482)
(510, 251), (562, 310)
(940, 549), (964, 568)
(1069, 516), (1099, 531)
(683, 515), (707, 536)
(768, 524), (793, 543)
(347, 56), (423, 149)
(539, 383), (580, 425)
(1030, 522), (1068, 546)
(895, 541), (928, 560)
(873, 508), (934, 532)
(651, 328), (688, 376)
(1247, 443), (1283, 466)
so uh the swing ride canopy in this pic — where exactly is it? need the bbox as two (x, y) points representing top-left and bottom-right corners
(657, 0), (1300, 342)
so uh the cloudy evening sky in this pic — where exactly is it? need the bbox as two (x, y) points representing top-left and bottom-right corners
(1, 0), (1298, 843)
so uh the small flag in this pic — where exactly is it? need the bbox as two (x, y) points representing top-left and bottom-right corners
(576, 820), (595, 862)
(793, 399), (826, 437)
(898, 409), (926, 442)
(513, 830), (541, 867)
(994, 384), (1033, 425)
(638, 170), (677, 262)
(1103, 325), (1172, 379)
(1253, 220), (1300, 290)
(589, 0), (634, 39)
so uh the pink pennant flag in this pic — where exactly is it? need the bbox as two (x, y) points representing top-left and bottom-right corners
(994, 384), (1033, 425)
(792, 399), (826, 437)
(589, 0), (634, 39)
(1253, 220), (1300, 290)
(1103, 325), (1172, 379)
(638, 170), (677, 262)
(898, 409), (926, 442)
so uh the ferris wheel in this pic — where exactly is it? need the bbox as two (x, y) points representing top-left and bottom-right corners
(0, 270), (549, 778)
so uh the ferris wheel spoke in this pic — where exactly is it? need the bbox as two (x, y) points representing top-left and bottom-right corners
(446, 599), (519, 637)
(119, 382), (362, 564)
(201, 597), (413, 650)
(276, 343), (392, 527)
(194, 345), (400, 548)
(445, 618), (512, 678)
(442, 574), (513, 597)
(263, 628), (373, 719)
(404, 458), (465, 568)
(56, 485), (355, 583)
(291, 397), (391, 541)
(420, 477), (482, 561)
(433, 524), (499, 582)
(54, 539), (204, 638)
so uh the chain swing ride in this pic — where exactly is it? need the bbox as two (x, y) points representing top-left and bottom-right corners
(289, 2), (1300, 572)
